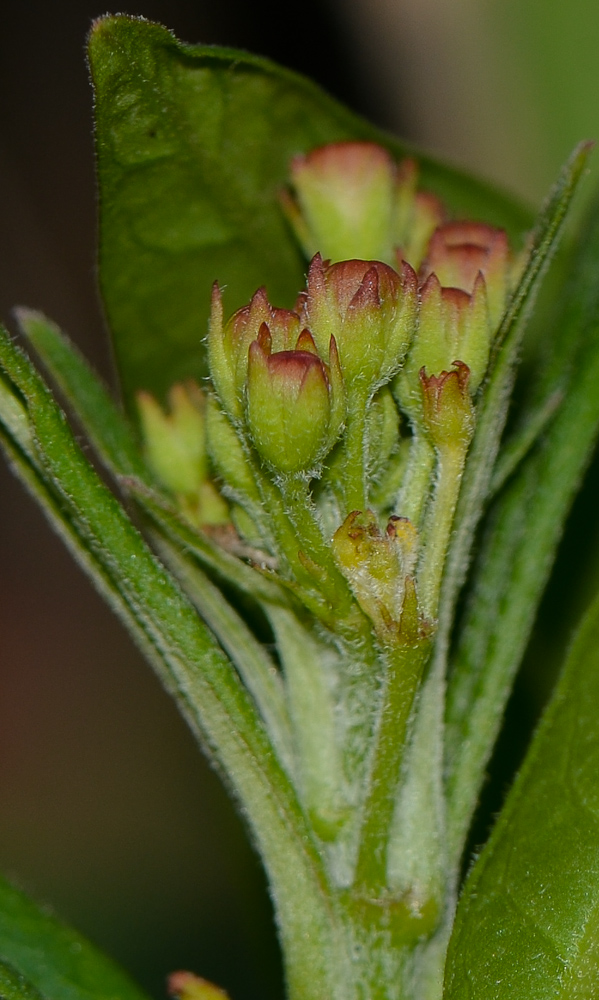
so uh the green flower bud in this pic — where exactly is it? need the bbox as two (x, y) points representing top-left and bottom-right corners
(300, 254), (418, 395)
(137, 381), (208, 497)
(245, 334), (345, 476)
(283, 142), (396, 263)
(419, 362), (475, 450)
(282, 142), (445, 269)
(396, 272), (491, 426)
(208, 283), (301, 420)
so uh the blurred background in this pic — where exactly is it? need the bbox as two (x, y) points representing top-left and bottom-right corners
(1, 2), (599, 998)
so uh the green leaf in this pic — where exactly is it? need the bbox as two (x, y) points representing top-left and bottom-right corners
(0, 961), (46, 1000)
(444, 585), (599, 999)
(15, 309), (147, 481)
(0, 329), (346, 1000)
(0, 875), (147, 1000)
(444, 174), (599, 864)
(89, 14), (531, 409)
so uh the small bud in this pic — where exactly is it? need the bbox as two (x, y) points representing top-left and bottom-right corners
(137, 382), (229, 526)
(137, 381), (208, 497)
(396, 272), (491, 426)
(208, 283), (301, 420)
(168, 971), (229, 1000)
(283, 142), (396, 263)
(394, 158), (445, 271)
(420, 221), (510, 330)
(419, 362), (475, 450)
(301, 254), (417, 393)
(332, 509), (418, 636)
(245, 335), (344, 476)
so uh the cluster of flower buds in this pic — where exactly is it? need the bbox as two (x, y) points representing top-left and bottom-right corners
(137, 381), (228, 527)
(282, 142), (445, 270)
(207, 252), (418, 482)
(396, 220), (511, 444)
(139, 139), (519, 639)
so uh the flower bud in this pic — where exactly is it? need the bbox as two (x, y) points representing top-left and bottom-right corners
(245, 335), (344, 476)
(137, 382), (229, 526)
(396, 272), (491, 425)
(419, 362), (475, 450)
(332, 509), (418, 636)
(300, 253), (418, 394)
(420, 221), (510, 330)
(137, 381), (208, 497)
(168, 972), (229, 1000)
(283, 142), (396, 263)
(208, 283), (301, 420)
(394, 158), (445, 271)
(282, 142), (445, 270)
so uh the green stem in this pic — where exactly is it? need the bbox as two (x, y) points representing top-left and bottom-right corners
(353, 638), (431, 895)
(339, 393), (369, 513)
(418, 442), (469, 620)
(397, 432), (436, 528)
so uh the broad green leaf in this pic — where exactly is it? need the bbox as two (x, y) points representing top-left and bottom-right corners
(0, 330), (346, 1000)
(444, 585), (599, 999)
(0, 875), (147, 1000)
(89, 14), (531, 408)
(445, 178), (599, 864)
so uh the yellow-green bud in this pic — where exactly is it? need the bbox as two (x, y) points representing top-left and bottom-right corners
(137, 382), (208, 497)
(332, 509), (418, 637)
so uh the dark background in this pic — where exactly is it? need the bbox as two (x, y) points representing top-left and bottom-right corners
(1, 3), (599, 999)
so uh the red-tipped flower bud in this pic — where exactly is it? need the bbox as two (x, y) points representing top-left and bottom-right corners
(419, 362), (475, 449)
(208, 283), (301, 420)
(420, 222), (510, 330)
(396, 271), (491, 427)
(300, 253), (418, 394)
(246, 334), (344, 476)
(283, 142), (396, 263)
(282, 142), (445, 269)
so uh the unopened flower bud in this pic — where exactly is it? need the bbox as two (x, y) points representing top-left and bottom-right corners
(396, 272), (490, 425)
(332, 509), (418, 636)
(419, 362), (475, 450)
(137, 382), (229, 526)
(394, 158), (445, 271)
(208, 283), (301, 420)
(137, 381), (208, 497)
(168, 971), (229, 1000)
(283, 142), (396, 263)
(420, 222), (510, 330)
(300, 254), (417, 394)
(246, 335), (344, 476)
(283, 142), (446, 269)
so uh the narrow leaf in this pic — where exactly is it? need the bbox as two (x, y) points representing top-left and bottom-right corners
(445, 177), (599, 862)
(0, 330), (342, 1000)
(0, 875), (148, 1000)
(15, 309), (147, 481)
(89, 14), (531, 408)
(445, 586), (599, 999)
